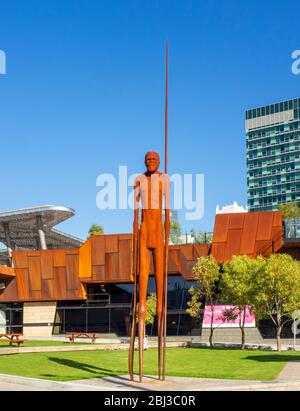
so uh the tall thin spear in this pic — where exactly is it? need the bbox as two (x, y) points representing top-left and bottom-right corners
(165, 40), (169, 175)
(162, 39), (169, 380)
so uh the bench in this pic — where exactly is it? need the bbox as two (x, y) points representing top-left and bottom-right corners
(0, 333), (27, 347)
(9, 339), (27, 347)
(66, 332), (97, 344)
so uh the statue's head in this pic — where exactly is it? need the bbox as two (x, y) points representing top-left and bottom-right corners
(144, 151), (160, 174)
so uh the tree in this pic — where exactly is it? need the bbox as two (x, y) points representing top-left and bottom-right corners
(136, 293), (157, 326)
(135, 293), (157, 350)
(221, 255), (265, 349)
(278, 202), (300, 220)
(170, 220), (182, 244)
(190, 229), (213, 244)
(88, 224), (104, 237)
(186, 255), (220, 347)
(252, 254), (300, 351)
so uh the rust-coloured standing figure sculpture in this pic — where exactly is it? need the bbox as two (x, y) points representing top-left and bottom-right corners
(129, 40), (170, 383)
(129, 152), (170, 382)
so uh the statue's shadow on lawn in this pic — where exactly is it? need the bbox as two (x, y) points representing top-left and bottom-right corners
(245, 355), (300, 363)
(46, 357), (124, 377)
(42, 357), (157, 390)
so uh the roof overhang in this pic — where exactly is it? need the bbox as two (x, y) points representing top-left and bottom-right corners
(0, 265), (15, 280)
(0, 205), (83, 249)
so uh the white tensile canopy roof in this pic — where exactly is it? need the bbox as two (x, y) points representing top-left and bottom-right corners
(0, 205), (83, 250)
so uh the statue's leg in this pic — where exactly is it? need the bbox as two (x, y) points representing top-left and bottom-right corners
(129, 273), (137, 381)
(138, 243), (150, 383)
(153, 243), (164, 380)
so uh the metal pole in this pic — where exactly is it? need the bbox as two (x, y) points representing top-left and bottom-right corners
(3, 223), (13, 267)
(129, 231), (139, 381)
(36, 215), (47, 250)
(162, 39), (169, 381)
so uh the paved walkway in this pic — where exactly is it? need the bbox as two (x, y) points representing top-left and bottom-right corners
(278, 360), (300, 381)
(1, 356), (300, 391)
(1, 360), (300, 391)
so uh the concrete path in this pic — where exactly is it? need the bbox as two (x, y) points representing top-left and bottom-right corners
(1, 359), (300, 391)
(278, 361), (300, 382)
(0, 373), (300, 391)
(76, 374), (300, 391)
(0, 373), (125, 391)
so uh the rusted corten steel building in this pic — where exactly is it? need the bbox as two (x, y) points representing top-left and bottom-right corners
(0, 209), (294, 337)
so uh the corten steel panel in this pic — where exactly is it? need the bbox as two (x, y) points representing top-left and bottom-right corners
(179, 245), (194, 261)
(65, 254), (80, 291)
(40, 252), (54, 280)
(118, 238), (132, 278)
(168, 250), (180, 273)
(118, 234), (132, 241)
(12, 251), (28, 269)
(16, 268), (30, 300)
(42, 279), (54, 300)
(28, 256), (42, 291)
(0, 265), (15, 278)
(180, 266), (194, 280)
(177, 251), (194, 280)
(105, 252), (119, 281)
(66, 286), (86, 300)
(105, 235), (119, 253)
(0, 278), (19, 302)
(255, 240), (273, 256)
(91, 235), (105, 266)
(193, 244), (210, 259)
(169, 245), (180, 251)
(224, 229), (243, 263)
(92, 266), (105, 282)
(53, 267), (67, 300)
(240, 212), (259, 255)
(30, 290), (42, 300)
(256, 212), (274, 241)
(273, 211), (283, 228)
(210, 242), (226, 263)
(228, 213), (245, 230)
(271, 227), (283, 253)
(53, 250), (66, 267)
(79, 237), (92, 279)
(212, 214), (230, 243)
(27, 250), (42, 257)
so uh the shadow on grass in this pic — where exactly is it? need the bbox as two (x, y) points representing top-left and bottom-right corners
(245, 355), (300, 363)
(48, 357), (124, 376)
(46, 357), (159, 389)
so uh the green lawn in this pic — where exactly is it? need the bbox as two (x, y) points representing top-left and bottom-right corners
(0, 347), (299, 382)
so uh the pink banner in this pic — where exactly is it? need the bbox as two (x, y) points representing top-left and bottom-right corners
(202, 305), (256, 328)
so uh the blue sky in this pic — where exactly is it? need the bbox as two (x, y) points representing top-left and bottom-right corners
(0, 0), (300, 240)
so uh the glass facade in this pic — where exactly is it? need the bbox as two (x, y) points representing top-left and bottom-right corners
(0, 303), (23, 333)
(53, 276), (202, 337)
(284, 218), (300, 241)
(246, 98), (300, 211)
